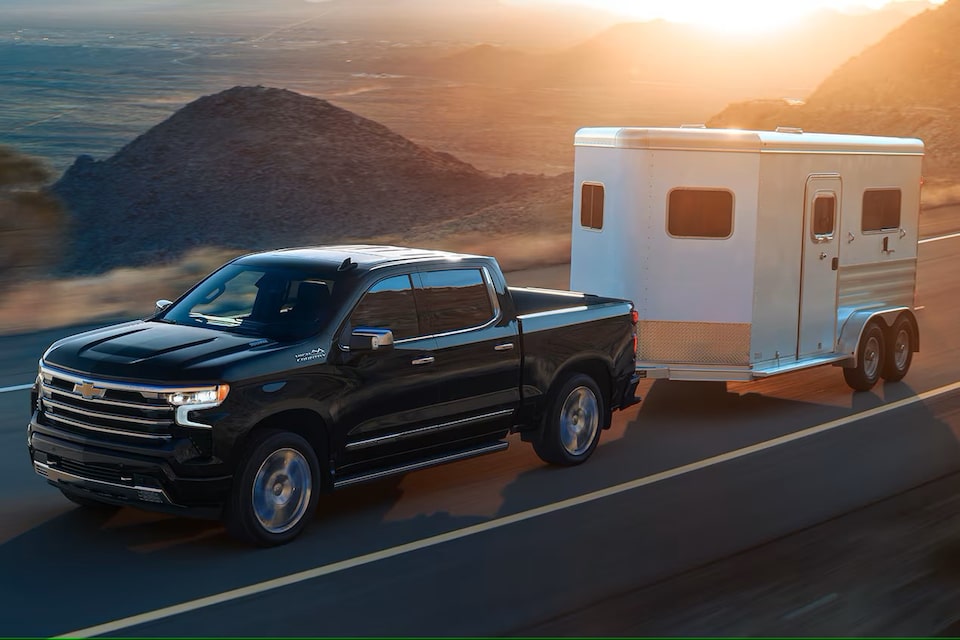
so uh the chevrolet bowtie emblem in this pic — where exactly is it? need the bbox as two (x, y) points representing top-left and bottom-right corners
(74, 381), (107, 400)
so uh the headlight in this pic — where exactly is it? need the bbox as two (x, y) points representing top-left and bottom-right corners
(167, 385), (230, 406)
(168, 385), (230, 429)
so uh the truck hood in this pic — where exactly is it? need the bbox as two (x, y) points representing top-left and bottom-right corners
(41, 320), (284, 383)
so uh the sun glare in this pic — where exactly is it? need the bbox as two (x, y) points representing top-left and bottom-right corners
(602, 0), (810, 32)
(537, 0), (949, 34)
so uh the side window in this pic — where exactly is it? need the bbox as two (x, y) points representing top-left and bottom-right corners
(862, 188), (901, 233)
(812, 194), (836, 240)
(580, 182), (604, 230)
(349, 274), (420, 340)
(667, 188), (734, 239)
(418, 269), (495, 335)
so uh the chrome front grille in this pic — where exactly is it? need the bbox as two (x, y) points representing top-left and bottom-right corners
(38, 365), (175, 441)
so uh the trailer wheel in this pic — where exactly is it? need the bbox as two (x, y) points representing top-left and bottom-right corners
(882, 316), (914, 382)
(843, 322), (885, 392)
(533, 373), (605, 466)
(224, 429), (320, 547)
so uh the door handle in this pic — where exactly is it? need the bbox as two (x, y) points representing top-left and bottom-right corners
(411, 356), (435, 366)
(494, 343), (514, 352)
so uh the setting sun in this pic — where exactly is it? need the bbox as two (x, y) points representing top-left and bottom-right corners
(510, 0), (948, 33)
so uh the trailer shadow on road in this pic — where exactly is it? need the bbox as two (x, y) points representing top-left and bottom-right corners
(498, 378), (960, 636)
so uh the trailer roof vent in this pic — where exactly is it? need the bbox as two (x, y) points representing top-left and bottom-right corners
(680, 123), (707, 128)
(775, 126), (804, 134)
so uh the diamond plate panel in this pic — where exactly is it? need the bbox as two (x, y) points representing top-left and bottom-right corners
(638, 320), (752, 365)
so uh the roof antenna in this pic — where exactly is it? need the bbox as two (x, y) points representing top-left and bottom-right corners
(338, 257), (357, 272)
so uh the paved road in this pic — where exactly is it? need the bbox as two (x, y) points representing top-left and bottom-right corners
(0, 234), (958, 637)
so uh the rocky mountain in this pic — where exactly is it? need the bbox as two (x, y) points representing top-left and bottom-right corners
(708, 0), (960, 178)
(53, 86), (562, 273)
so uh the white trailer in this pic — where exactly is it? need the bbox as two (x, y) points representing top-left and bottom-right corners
(570, 126), (924, 391)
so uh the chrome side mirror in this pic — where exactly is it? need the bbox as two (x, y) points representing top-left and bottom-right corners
(155, 299), (173, 312)
(349, 327), (394, 352)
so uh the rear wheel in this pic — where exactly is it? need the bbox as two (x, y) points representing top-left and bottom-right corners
(225, 430), (320, 547)
(882, 316), (914, 382)
(533, 373), (605, 466)
(843, 322), (885, 392)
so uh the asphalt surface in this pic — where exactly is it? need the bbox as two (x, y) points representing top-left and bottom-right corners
(0, 228), (958, 637)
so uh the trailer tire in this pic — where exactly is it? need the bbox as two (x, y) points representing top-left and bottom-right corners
(533, 373), (605, 466)
(882, 315), (914, 382)
(843, 322), (885, 392)
(224, 429), (320, 547)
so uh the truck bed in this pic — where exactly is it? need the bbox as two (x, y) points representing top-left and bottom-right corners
(508, 286), (626, 316)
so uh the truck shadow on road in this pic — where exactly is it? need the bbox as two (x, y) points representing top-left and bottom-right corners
(2, 379), (958, 636)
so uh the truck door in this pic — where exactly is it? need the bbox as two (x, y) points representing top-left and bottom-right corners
(798, 174), (842, 358)
(333, 273), (443, 466)
(414, 266), (521, 440)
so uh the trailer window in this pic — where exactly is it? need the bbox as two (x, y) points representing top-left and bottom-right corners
(812, 194), (836, 240)
(667, 188), (733, 239)
(580, 182), (604, 230)
(862, 189), (901, 233)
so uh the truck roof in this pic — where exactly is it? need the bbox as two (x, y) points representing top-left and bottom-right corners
(574, 126), (925, 155)
(236, 244), (487, 270)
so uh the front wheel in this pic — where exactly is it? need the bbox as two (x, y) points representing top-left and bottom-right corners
(843, 322), (885, 392)
(224, 430), (320, 547)
(533, 373), (605, 466)
(882, 316), (914, 382)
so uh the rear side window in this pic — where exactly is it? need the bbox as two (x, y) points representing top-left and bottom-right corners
(667, 188), (734, 238)
(862, 188), (901, 232)
(580, 182), (604, 230)
(417, 269), (494, 334)
(349, 274), (420, 340)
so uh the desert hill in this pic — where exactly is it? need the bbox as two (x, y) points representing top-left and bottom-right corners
(708, 0), (960, 178)
(53, 86), (568, 274)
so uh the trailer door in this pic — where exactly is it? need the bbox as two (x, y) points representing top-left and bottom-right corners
(798, 174), (841, 357)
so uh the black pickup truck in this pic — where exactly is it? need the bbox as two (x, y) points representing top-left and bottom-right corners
(28, 245), (638, 545)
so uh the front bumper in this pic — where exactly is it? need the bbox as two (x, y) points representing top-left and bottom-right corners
(29, 420), (231, 519)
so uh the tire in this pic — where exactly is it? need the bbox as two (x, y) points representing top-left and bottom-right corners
(882, 316), (914, 382)
(533, 373), (606, 466)
(224, 429), (320, 547)
(843, 322), (885, 392)
(60, 488), (119, 511)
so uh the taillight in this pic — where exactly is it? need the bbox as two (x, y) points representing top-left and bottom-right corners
(630, 308), (639, 325)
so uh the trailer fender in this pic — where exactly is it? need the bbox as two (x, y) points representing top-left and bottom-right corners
(836, 307), (917, 368)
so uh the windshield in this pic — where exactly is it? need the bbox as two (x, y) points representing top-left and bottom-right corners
(158, 263), (338, 341)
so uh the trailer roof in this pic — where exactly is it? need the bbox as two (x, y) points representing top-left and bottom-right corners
(574, 127), (924, 155)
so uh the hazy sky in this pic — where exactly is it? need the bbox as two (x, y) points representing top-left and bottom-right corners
(507, 0), (947, 31)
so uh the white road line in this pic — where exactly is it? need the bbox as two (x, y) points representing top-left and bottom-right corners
(59, 379), (960, 639)
(920, 231), (960, 244)
(0, 383), (33, 394)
